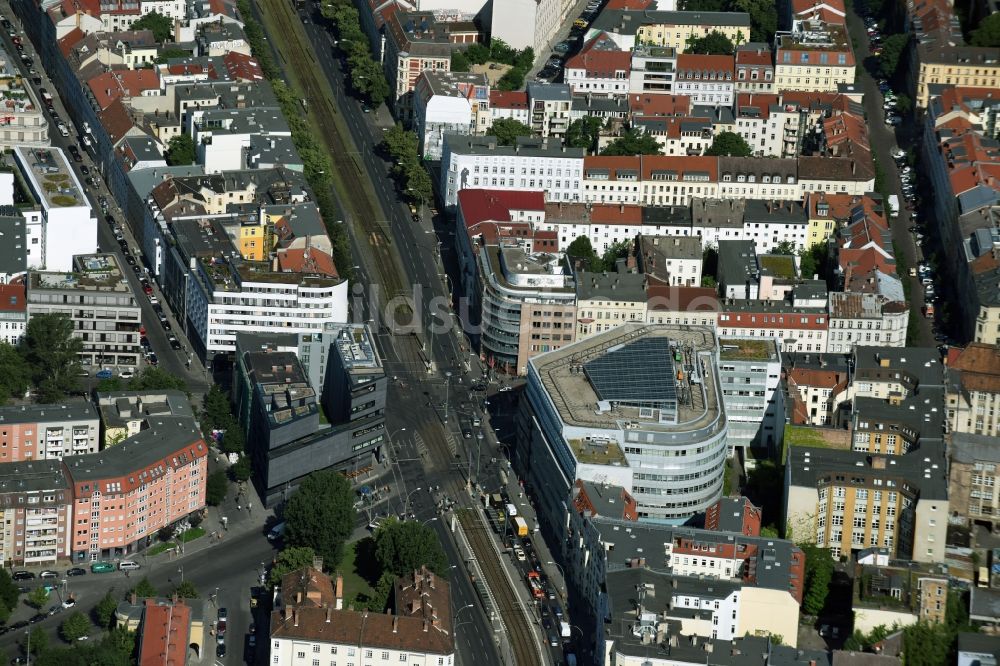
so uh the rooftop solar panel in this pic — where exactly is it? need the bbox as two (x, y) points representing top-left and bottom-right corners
(584, 337), (677, 406)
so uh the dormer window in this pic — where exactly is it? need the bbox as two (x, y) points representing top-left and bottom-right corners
(748, 175), (756, 182)
(763, 175), (771, 183)
(737, 174), (746, 182)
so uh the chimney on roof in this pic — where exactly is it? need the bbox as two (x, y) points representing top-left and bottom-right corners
(325, 606), (333, 623)
(335, 574), (344, 610)
(423, 619), (430, 633)
(292, 608), (299, 627)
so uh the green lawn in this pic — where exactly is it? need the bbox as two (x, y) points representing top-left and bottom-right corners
(179, 527), (205, 543)
(147, 542), (176, 556)
(339, 539), (375, 603)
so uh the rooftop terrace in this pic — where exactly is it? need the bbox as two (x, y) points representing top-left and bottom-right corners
(30, 254), (131, 292)
(14, 147), (87, 209)
(718, 338), (777, 361)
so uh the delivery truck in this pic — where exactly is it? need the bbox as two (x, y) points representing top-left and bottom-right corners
(512, 516), (528, 537)
(888, 194), (899, 218)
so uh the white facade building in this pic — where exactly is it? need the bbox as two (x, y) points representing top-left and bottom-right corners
(412, 71), (490, 161)
(186, 262), (349, 356)
(827, 292), (908, 353)
(440, 135), (584, 208)
(490, 0), (569, 53)
(628, 45), (678, 96)
(13, 147), (97, 272)
(674, 54), (735, 107)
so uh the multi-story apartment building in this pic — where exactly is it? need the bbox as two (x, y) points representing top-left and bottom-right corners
(562, 492), (805, 662)
(785, 348), (949, 562)
(27, 254), (143, 369)
(782, 352), (850, 426)
(0, 48), (49, 149)
(592, 9), (750, 52)
(826, 291), (908, 353)
(635, 234), (703, 287)
(717, 339), (784, 456)
(0, 402), (99, 461)
(489, 90), (530, 125)
(270, 566), (455, 666)
(949, 432), (1000, 530)
(735, 43), (775, 94)
(717, 300), (829, 354)
(517, 323), (729, 528)
(0, 282), (27, 346)
(634, 115), (714, 156)
(412, 71), (490, 160)
(674, 54), (735, 107)
(628, 45), (678, 96)
(945, 343), (1000, 437)
(913, 42), (1000, 109)
(575, 269), (648, 340)
(527, 82), (572, 138)
(0, 459), (72, 567)
(184, 257), (348, 360)
(382, 10), (473, 122)
(490, 0), (567, 54)
(13, 147), (97, 272)
(66, 413), (207, 562)
(440, 135), (584, 208)
(95, 389), (194, 447)
(733, 93), (801, 158)
(565, 39), (631, 98)
(774, 22), (855, 93)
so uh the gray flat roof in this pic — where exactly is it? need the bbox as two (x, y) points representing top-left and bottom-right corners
(0, 401), (98, 425)
(65, 416), (204, 482)
(0, 459), (70, 494)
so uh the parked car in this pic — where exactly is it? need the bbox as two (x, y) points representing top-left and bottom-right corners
(39, 570), (58, 579)
(66, 568), (86, 577)
(95, 368), (113, 380)
(12, 571), (34, 581)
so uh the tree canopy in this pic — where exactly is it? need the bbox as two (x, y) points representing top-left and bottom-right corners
(94, 592), (118, 629)
(487, 118), (534, 146)
(129, 578), (158, 600)
(0, 342), (29, 405)
(128, 366), (187, 392)
(60, 612), (91, 643)
(971, 13), (1000, 47)
(20, 313), (83, 403)
(229, 454), (252, 482)
(565, 116), (604, 152)
(878, 33), (910, 80)
(172, 581), (198, 599)
(450, 50), (469, 72)
(601, 128), (662, 156)
(132, 11), (174, 42)
(165, 134), (195, 166)
(284, 470), (357, 566)
(268, 546), (318, 587)
(705, 131), (752, 157)
(799, 543), (834, 615)
(686, 30), (736, 54)
(205, 470), (228, 506)
(374, 519), (448, 577)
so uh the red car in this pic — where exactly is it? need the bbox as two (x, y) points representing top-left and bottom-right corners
(143, 284), (153, 294)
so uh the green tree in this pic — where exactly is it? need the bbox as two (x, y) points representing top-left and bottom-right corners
(94, 592), (118, 629)
(20, 313), (83, 403)
(268, 545), (318, 587)
(405, 162), (434, 205)
(218, 422), (245, 455)
(895, 93), (913, 115)
(903, 621), (951, 666)
(165, 134), (196, 166)
(381, 124), (419, 159)
(799, 543), (834, 615)
(773, 240), (796, 255)
(131, 11), (174, 42)
(879, 33), (910, 80)
(0, 341), (29, 405)
(489, 38), (518, 64)
(487, 118), (534, 146)
(600, 129), (663, 156)
(451, 50), (469, 72)
(229, 454), (252, 482)
(760, 525), (780, 538)
(799, 243), (828, 280)
(129, 577), (158, 599)
(566, 236), (603, 272)
(26, 586), (49, 609)
(374, 519), (448, 576)
(601, 240), (631, 271)
(155, 47), (190, 64)
(496, 67), (525, 91)
(971, 12), (1000, 46)
(128, 366), (187, 391)
(60, 612), (91, 643)
(733, 0), (777, 43)
(200, 385), (231, 434)
(364, 571), (396, 612)
(686, 30), (736, 54)
(465, 42), (490, 64)
(701, 275), (717, 288)
(95, 377), (124, 393)
(565, 116), (604, 152)
(284, 470), (357, 566)
(0, 567), (20, 612)
(28, 626), (47, 655)
(173, 581), (198, 599)
(205, 469), (228, 506)
(705, 131), (752, 157)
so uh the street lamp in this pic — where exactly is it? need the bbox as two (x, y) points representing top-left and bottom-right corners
(421, 517), (438, 527)
(177, 565), (184, 584)
(403, 487), (423, 516)
(547, 560), (567, 598)
(444, 371), (452, 423)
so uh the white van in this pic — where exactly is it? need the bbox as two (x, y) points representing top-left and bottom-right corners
(57, 123), (69, 137)
(118, 560), (141, 571)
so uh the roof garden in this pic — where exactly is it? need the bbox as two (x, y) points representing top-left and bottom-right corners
(759, 254), (797, 279)
(570, 438), (628, 466)
(718, 339), (774, 361)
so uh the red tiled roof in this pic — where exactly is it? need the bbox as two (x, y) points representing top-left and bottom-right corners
(628, 93), (691, 117)
(0, 283), (25, 312)
(646, 285), (720, 312)
(640, 155), (718, 181)
(222, 51), (264, 81)
(457, 189), (545, 243)
(138, 600), (190, 666)
(98, 99), (135, 145)
(565, 47), (631, 77)
(276, 246), (339, 278)
(57, 27), (86, 58)
(736, 46), (773, 67)
(61, 0), (101, 17)
(823, 112), (869, 150)
(590, 204), (643, 224)
(806, 192), (861, 219)
(605, 0), (653, 8)
(736, 93), (781, 120)
(776, 46), (854, 67)
(489, 90), (528, 109)
(87, 69), (160, 111)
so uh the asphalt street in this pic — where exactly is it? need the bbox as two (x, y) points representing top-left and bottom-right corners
(0, 14), (212, 394)
(844, 6), (935, 347)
